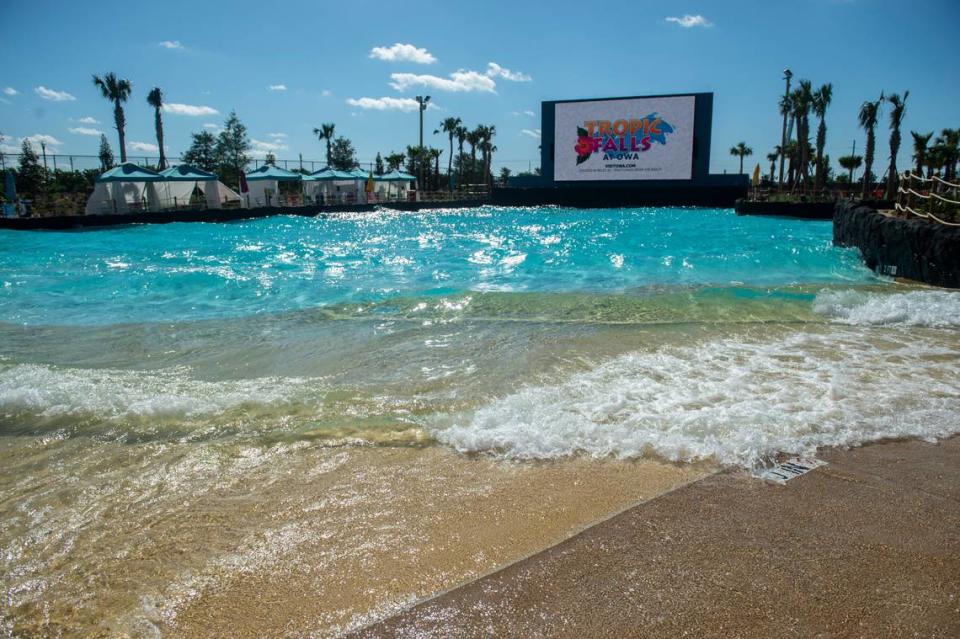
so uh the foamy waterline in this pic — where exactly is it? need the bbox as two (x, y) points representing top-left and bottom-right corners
(437, 328), (960, 467)
(813, 288), (960, 327)
(0, 364), (317, 420)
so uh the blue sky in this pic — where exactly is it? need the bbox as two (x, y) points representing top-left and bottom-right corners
(1, 0), (958, 176)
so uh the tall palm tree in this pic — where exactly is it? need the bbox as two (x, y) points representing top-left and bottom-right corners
(729, 142), (753, 174)
(839, 154), (863, 185)
(385, 152), (406, 171)
(910, 131), (933, 177)
(792, 81), (813, 192)
(439, 117), (462, 191)
(92, 72), (132, 163)
(812, 83), (833, 190)
(466, 128), (482, 184)
(429, 148), (443, 190)
(766, 150), (779, 182)
(884, 91), (909, 200)
(313, 123), (335, 167)
(934, 128), (959, 182)
(475, 125), (496, 187)
(146, 87), (167, 170)
(455, 125), (468, 189)
(858, 96), (883, 199)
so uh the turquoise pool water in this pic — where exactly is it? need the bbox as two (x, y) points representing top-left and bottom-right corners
(0, 206), (874, 325)
(3, 206), (960, 636)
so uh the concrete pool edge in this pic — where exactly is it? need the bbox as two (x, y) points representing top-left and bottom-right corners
(349, 435), (960, 638)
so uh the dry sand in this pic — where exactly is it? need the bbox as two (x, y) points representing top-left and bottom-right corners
(353, 437), (960, 638)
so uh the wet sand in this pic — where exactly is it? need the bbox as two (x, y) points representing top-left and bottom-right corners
(2, 442), (711, 638)
(355, 437), (960, 638)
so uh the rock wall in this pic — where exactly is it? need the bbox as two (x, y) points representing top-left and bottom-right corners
(833, 200), (960, 288)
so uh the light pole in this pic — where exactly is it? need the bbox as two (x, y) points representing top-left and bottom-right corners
(416, 95), (430, 194)
(778, 68), (792, 191)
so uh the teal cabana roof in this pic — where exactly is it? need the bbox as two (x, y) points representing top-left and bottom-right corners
(96, 163), (163, 182)
(308, 168), (360, 181)
(347, 168), (370, 179)
(160, 164), (218, 181)
(377, 170), (416, 182)
(245, 165), (302, 181)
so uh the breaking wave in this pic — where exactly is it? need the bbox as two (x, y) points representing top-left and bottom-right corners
(437, 329), (960, 467)
(813, 289), (960, 327)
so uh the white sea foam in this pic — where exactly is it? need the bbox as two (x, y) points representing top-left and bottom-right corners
(437, 329), (960, 467)
(0, 364), (314, 419)
(813, 289), (960, 327)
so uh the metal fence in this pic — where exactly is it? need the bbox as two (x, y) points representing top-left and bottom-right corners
(0, 153), (540, 177)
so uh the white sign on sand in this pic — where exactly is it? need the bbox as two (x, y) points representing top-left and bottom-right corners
(753, 457), (827, 484)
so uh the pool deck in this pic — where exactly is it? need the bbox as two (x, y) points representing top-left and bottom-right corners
(351, 436), (960, 638)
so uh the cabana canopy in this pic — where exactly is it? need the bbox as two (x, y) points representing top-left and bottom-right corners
(160, 164), (217, 181)
(245, 165), (302, 181)
(308, 168), (359, 181)
(377, 170), (416, 182)
(96, 163), (163, 182)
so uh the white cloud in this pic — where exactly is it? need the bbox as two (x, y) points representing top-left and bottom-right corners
(521, 129), (541, 139)
(2, 87), (18, 96)
(0, 142), (19, 153)
(486, 62), (532, 82)
(130, 141), (159, 152)
(251, 138), (288, 153)
(369, 43), (436, 64)
(390, 70), (496, 93)
(665, 14), (712, 28)
(162, 103), (219, 116)
(202, 122), (219, 129)
(268, 84), (287, 92)
(34, 86), (76, 101)
(321, 89), (332, 97)
(69, 127), (104, 136)
(159, 40), (183, 49)
(346, 96), (439, 112)
(268, 132), (287, 139)
(76, 116), (99, 124)
(18, 134), (63, 151)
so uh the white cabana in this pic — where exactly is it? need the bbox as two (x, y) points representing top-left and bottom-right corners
(159, 165), (241, 209)
(375, 170), (416, 202)
(244, 165), (302, 207)
(306, 168), (363, 204)
(85, 164), (164, 215)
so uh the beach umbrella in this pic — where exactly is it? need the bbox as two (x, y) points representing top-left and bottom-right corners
(751, 164), (761, 186)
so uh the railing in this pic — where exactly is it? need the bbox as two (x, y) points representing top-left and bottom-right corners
(895, 171), (960, 226)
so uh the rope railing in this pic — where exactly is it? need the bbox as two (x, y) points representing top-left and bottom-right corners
(896, 171), (960, 226)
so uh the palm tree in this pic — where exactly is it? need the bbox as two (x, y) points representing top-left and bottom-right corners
(884, 91), (909, 200)
(838, 154), (863, 185)
(313, 123), (335, 167)
(466, 128), (482, 184)
(812, 83), (833, 190)
(777, 92), (792, 189)
(766, 150), (779, 182)
(475, 124), (496, 187)
(146, 87), (167, 170)
(791, 81), (813, 191)
(729, 142), (753, 174)
(934, 128), (959, 182)
(429, 148), (442, 190)
(439, 117), (462, 191)
(858, 96), (883, 199)
(385, 152), (406, 172)
(92, 72), (132, 163)
(910, 131), (933, 177)
(455, 125), (468, 189)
